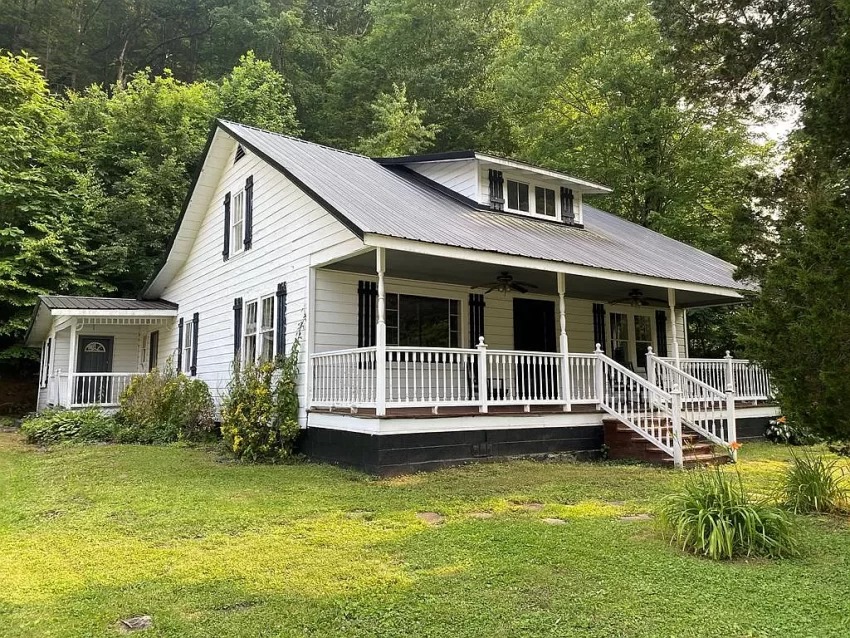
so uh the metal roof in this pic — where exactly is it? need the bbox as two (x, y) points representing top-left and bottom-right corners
(219, 121), (749, 293)
(40, 296), (177, 311)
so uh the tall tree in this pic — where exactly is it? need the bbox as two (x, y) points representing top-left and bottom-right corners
(356, 82), (438, 156)
(0, 52), (109, 367)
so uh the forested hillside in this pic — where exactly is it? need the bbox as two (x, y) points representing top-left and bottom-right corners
(3, 0), (842, 409)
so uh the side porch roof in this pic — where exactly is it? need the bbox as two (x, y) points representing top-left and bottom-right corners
(25, 296), (178, 345)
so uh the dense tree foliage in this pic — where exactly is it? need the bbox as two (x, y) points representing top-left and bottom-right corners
(656, 0), (850, 438)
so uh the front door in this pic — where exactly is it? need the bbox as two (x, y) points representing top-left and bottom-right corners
(76, 337), (113, 404)
(513, 299), (557, 399)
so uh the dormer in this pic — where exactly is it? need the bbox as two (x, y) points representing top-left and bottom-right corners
(375, 151), (611, 226)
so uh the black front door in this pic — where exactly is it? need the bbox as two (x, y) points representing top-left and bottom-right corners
(513, 299), (556, 352)
(76, 337), (113, 403)
(513, 299), (558, 399)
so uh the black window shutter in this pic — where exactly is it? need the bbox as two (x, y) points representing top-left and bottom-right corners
(43, 337), (52, 386)
(592, 303), (606, 350)
(488, 169), (505, 210)
(177, 318), (184, 371)
(148, 331), (159, 371)
(655, 310), (668, 357)
(233, 298), (243, 359)
(468, 293), (485, 346)
(222, 192), (231, 261)
(244, 175), (253, 250)
(357, 281), (378, 347)
(561, 187), (575, 223)
(276, 282), (287, 357)
(190, 312), (199, 376)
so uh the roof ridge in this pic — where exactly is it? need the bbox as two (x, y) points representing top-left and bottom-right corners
(217, 119), (373, 161)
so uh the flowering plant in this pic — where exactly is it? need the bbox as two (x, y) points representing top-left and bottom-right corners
(765, 416), (816, 445)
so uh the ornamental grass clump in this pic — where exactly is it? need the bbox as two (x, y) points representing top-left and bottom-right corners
(781, 451), (848, 514)
(221, 324), (302, 462)
(659, 467), (797, 560)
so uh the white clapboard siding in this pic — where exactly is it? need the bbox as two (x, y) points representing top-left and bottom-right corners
(407, 160), (478, 200)
(158, 145), (358, 423)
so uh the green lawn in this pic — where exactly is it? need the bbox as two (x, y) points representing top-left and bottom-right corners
(2, 434), (849, 637)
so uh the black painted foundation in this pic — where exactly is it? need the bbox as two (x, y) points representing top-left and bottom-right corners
(736, 416), (770, 441)
(299, 425), (604, 475)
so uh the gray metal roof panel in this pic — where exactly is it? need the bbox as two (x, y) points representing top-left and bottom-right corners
(40, 296), (178, 311)
(219, 121), (748, 292)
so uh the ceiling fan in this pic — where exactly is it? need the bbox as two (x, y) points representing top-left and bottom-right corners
(609, 288), (667, 307)
(471, 271), (539, 295)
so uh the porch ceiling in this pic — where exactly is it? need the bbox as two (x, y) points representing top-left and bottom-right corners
(325, 249), (744, 308)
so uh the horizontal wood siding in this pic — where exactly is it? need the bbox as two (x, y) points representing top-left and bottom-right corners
(158, 147), (359, 423)
(408, 160), (478, 200)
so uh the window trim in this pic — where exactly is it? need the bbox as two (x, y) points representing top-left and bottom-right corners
(385, 292), (461, 349)
(606, 305), (658, 372)
(240, 291), (279, 365)
(259, 294), (275, 363)
(182, 318), (195, 374)
(230, 188), (245, 257)
(502, 175), (568, 221)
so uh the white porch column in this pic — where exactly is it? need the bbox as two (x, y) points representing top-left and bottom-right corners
(557, 272), (571, 412)
(667, 288), (680, 367)
(375, 247), (387, 416)
(66, 321), (78, 407)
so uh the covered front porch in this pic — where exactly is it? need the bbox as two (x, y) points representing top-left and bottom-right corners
(28, 297), (178, 410)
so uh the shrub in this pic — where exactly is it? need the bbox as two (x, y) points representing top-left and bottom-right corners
(221, 325), (302, 462)
(765, 416), (816, 445)
(20, 408), (115, 445)
(781, 451), (848, 514)
(116, 361), (216, 444)
(659, 468), (798, 560)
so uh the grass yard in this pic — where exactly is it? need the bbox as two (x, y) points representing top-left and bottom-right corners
(2, 434), (850, 637)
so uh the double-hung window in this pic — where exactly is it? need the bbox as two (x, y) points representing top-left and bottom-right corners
(230, 189), (245, 256)
(243, 300), (258, 363)
(535, 186), (556, 217)
(183, 320), (194, 374)
(259, 295), (275, 362)
(386, 294), (460, 348)
(507, 180), (530, 212)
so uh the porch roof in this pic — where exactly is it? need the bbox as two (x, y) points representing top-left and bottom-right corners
(25, 296), (177, 345)
(209, 121), (750, 295)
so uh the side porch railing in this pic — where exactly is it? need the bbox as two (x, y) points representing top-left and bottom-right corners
(658, 353), (772, 401)
(46, 371), (145, 408)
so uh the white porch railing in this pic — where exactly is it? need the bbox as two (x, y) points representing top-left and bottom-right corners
(648, 352), (736, 460)
(659, 353), (773, 401)
(69, 372), (144, 407)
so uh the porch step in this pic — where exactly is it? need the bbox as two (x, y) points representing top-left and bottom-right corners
(603, 417), (730, 467)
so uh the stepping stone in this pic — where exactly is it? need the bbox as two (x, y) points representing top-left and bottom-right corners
(469, 511), (494, 519)
(619, 514), (652, 522)
(416, 511), (445, 525)
(517, 502), (544, 512)
(542, 517), (567, 525)
(118, 616), (152, 632)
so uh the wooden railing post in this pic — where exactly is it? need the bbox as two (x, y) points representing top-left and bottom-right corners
(671, 383), (684, 469)
(477, 337), (489, 413)
(726, 387), (737, 462)
(724, 350), (735, 395)
(594, 343), (604, 408)
(646, 346), (656, 387)
(557, 272), (571, 412)
(375, 248), (387, 416)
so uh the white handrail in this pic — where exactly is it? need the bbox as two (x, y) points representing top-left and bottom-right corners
(594, 347), (681, 465)
(658, 354), (772, 401)
(69, 372), (144, 407)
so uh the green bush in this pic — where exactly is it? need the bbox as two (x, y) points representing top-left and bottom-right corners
(659, 468), (798, 560)
(781, 451), (848, 514)
(765, 416), (817, 445)
(20, 408), (115, 445)
(221, 326), (301, 462)
(116, 361), (216, 444)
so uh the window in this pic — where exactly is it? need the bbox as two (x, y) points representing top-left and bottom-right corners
(535, 186), (556, 217)
(386, 294), (459, 348)
(634, 315), (653, 371)
(260, 295), (275, 362)
(148, 331), (159, 371)
(507, 180), (530, 212)
(608, 310), (655, 373)
(243, 300), (258, 363)
(230, 189), (245, 255)
(183, 319), (194, 373)
(609, 313), (629, 366)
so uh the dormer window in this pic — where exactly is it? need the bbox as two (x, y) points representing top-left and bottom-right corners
(507, 180), (530, 212)
(535, 187), (556, 217)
